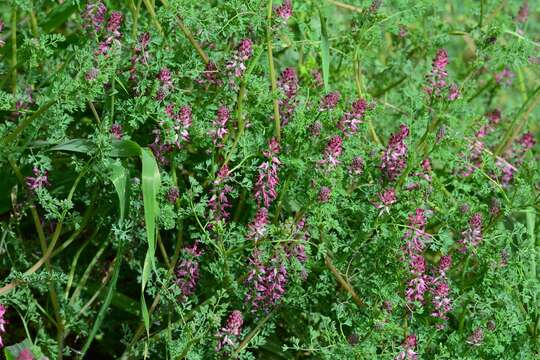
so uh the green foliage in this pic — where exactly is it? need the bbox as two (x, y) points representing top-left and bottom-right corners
(0, 0), (539, 359)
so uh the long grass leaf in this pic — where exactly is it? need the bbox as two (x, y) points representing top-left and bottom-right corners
(108, 163), (129, 222)
(140, 147), (161, 335)
(319, 9), (330, 92)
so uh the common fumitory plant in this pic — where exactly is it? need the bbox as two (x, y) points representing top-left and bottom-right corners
(0, 0), (539, 359)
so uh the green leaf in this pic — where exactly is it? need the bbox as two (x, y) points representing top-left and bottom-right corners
(110, 139), (142, 157)
(42, 3), (79, 33)
(108, 162), (129, 222)
(49, 139), (93, 153)
(140, 147), (160, 334)
(84, 281), (140, 316)
(319, 9), (330, 92)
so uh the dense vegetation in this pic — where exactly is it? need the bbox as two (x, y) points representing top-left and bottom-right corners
(0, 0), (539, 359)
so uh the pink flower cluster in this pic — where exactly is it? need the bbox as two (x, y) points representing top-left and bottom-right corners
(425, 49), (459, 100)
(129, 32), (151, 82)
(395, 334), (418, 360)
(254, 138), (281, 208)
(150, 104), (192, 165)
(516, 1), (529, 23)
(402, 209), (430, 304)
(110, 123), (123, 139)
(458, 213), (483, 252)
(149, 129), (173, 165)
(247, 207), (269, 241)
(461, 111), (502, 177)
(319, 91), (340, 111)
(318, 186), (331, 203)
(381, 124), (409, 181)
(375, 188), (397, 211)
(209, 165), (233, 223)
(167, 186), (180, 204)
(156, 67), (173, 100)
(250, 139), (280, 241)
(349, 156), (364, 175)
(319, 135), (343, 168)
(245, 249), (288, 313)
(175, 242), (202, 298)
(215, 310), (244, 352)
(95, 11), (123, 56)
(82, 2), (107, 32)
(431, 255), (452, 327)
(338, 98), (367, 136)
(467, 327), (484, 346)
(278, 68), (299, 126)
(495, 68), (514, 86)
(0, 304), (6, 348)
(497, 132), (536, 186)
(17, 348), (34, 360)
(209, 106), (230, 147)
(170, 104), (191, 140)
(26, 168), (50, 191)
(275, 0), (293, 20)
(201, 61), (222, 86)
(227, 39), (253, 77)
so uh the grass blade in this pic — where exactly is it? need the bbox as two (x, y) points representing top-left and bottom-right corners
(140, 147), (161, 335)
(49, 139), (94, 153)
(319, 9), (330, 92)
(110, 139), (142, 157)
(108, 162), (129, 222)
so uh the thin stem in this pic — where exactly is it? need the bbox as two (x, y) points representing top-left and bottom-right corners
(63, 225), (100, 299)
(142, 0), (164, 36)
(222, 48), (263, 167)
(495, 86), (540, 156)
(11, 6), (17, 94)
(29, 9), (39, 38)
(159, 0), (209, 64)
(129, 0), (143, 40)
(120, 222), (184, 359)
(2, 99), (56, 145)
(8, 158), (65, 359)
(233, 310), (275, 357)
(267, 0), (281, 141)
(88, 101), (101, 125)
(354, 52), (381, 146)
(157, 231), (171, 268)
(324, 254), (364, 308)
(479, 0), (485, 28)
(68, 239), (109, 305)
(0, 165), (88, 296)
(327, 0), (364, 14)
(77, 257), (116, 315)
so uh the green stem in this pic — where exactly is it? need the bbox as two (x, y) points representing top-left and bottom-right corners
(120, 222), (184, 359)
(525, 207), (536, 279)
(159, 0), (209, 64)
(479, 0), (485, 28)
(11, 6), (17, 94)
(29, 9), (39, 38)
(324, 254), (364, 308)
(8, 158), (64, 359)
(494, 86), (540, 156)
(142, 0), (164, 36)
(267, 0), (281, 141)
(0, 165), (88, 296)
(233, 310), (275, 357)
(2, 100), (56, 145)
